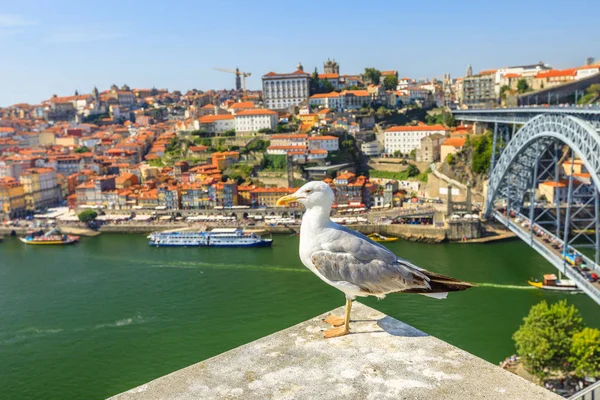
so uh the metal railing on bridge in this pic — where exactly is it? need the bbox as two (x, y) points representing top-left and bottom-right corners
(494, 210), (600, 306)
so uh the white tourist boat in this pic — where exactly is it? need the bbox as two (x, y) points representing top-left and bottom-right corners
(147, 228), (273, 248)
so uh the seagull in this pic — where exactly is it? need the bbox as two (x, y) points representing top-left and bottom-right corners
(277, 181), (473, 338)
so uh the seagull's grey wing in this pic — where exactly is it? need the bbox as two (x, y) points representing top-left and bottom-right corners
(321, 224), (400, 264)
(311, 249), (430, 295)
(314, 225), (474, 295)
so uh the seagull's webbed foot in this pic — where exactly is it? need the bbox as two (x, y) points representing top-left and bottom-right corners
(324, 326), (349, 338)
(323, 315), (345, 327)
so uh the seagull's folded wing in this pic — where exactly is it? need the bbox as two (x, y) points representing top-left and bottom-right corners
(311, 250), (430, 295)
(312, 226), (473, 295)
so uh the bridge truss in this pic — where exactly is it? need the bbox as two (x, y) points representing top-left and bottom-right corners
(482, 114), (600, 304)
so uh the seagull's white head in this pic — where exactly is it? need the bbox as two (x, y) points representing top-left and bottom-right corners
(276, 181), (334, 210)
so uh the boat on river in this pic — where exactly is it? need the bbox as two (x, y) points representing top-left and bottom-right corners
(367, 233), (398, 243)
(527, 274), (582, 292)
(20, 228), (80, 246)
(148, 228), (273, 248)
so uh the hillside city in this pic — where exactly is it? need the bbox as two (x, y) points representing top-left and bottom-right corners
(1, 57), (600, 220)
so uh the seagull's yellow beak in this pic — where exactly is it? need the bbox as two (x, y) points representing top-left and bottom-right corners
(276, 194), (298, 207)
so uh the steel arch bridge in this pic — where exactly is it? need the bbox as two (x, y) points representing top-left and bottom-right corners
(454, 110), (600, 305)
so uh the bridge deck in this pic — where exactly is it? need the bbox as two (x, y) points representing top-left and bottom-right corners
(493, 210), (600, 306)
(453, 107), (600, 125)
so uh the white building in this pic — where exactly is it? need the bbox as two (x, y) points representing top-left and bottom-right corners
(384, 124), (448, 155)
(198, 114), (235, 134)
(262, 68), (310, 109)
(307, 135), (339, 152)
(361, 141), (382, 156)
(309, 90), (371, 111)
(270, 134), (307, 148)
(234, 109), (278, 133)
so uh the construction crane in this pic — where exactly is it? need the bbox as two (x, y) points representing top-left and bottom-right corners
(213, 67), (252, 92)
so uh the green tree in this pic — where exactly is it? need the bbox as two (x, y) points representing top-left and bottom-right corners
(513, 300), (584, 379)
(320, 79), (335, 93)
(383, 75), (398, 90)
(569, 327), (600, 378)
(579, 84), (600, 104)
(406, 163), (419, 177)
(247, 139), (270, 153)
(376, 106), (387, 116)
(517, 79), (530, 94)
(364, 68), (382, 85)
(222, 129), (236, 137)
(190, 129), (209, 137)
(310, 67), (320, 94)
(471, 132), (493, 174)
(78, 209), (98, 223)
(500, 85), (511, 100)
(74, 146), (90, 153)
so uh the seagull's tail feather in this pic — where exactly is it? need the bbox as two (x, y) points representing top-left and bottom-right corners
(402, 269), (475, 295)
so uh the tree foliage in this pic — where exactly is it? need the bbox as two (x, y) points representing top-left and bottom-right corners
(406, 163), (420, 177)
(74, 146), (90, 153)
(425, 111), (456, 127)
(261, 154), (287, 170)
(513, 300), (584, 378)
(364, 68), (382, 85)
(246, 139), (269, 153)
(78, 209), (98, 223)
(469, 132), (493, 174)
(500, 85), (511, 100)
(517, 79), (531, 94)
(569, 327), (600, 378)
(320, 79), (335, 93)
(383, 75), (398, 90)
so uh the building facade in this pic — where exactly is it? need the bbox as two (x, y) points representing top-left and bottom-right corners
(0, 177), (26, 218)
(384, 124), (449, 155)
(262, 68), (311, 109)
(462, 72), (496, 108)
(20, 167), (61, 210)
(234, 109), (278, 133)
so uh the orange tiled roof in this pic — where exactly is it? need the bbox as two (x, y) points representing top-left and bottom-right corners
(199, 114), (234, 123)
(536, 69), (577, 78)
(442, 138), (466, 147)
(229, 101), (255, 109)
(318, 73), (339, 79)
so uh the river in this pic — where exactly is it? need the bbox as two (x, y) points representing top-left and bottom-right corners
(0, 233), (598, 399)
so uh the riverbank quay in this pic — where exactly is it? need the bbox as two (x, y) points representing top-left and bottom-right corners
(0, 222), (513, 243)
(110, 302), (560, 400)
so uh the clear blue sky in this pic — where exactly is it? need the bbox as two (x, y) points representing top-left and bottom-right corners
(1, 0), (599, 107)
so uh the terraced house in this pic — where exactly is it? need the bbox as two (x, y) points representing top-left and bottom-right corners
(20, 167), (61, 210)
(0, 177), (26, 218)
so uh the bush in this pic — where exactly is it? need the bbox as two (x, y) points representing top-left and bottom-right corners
(446, 153), (454, 164)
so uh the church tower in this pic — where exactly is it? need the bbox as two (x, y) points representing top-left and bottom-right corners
(466, 64), (473, 77)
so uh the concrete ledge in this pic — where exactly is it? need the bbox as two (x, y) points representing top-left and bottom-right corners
(110, 303), (560, 400)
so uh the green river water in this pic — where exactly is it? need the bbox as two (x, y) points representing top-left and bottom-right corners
(0, 233), (598, 399)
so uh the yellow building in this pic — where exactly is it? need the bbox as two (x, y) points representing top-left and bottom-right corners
(298, 113), (319, 127)
(20, 168), (60, 210)
(250, 187), (297, 208)
(212, 151), (240, 171)
(0, 177), (26, 218)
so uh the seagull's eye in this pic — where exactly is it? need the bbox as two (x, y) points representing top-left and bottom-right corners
(305, 189), (312, 194)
